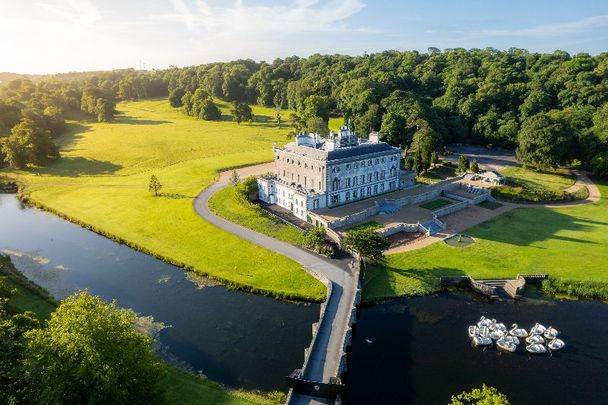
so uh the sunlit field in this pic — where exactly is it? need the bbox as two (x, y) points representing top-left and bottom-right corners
(4, 99), (325, 302)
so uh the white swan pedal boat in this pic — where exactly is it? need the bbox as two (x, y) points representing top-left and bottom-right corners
(548, 338), (565, 351)
(509, 324), (528, 338)
(526, 343), (547, 354)
(544, 327), (559, 340)
(496, 337), (517, 352)
(530, 323), (547, 335)
(526, 335), (546, 345)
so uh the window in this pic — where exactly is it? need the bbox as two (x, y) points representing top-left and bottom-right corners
(382, 157), (385, 163)
(367, 173), (372, 182)
(380, 183), (385, 192)
(347, 178), (351, 187)
(346, 191), (351, 201)
(346, 164), (351, 170)
(361, 187), (365, 197)
(353, 176), (358, 186)
(374, 185), (378, 194)
(381, 170), (386, 180)
(331, 194), (340, 204)
(374, 172), (379, 181)
(353, 189), (358, 199)
(368, 160), (372, 166)
(390, 167), (396, 177)
(333, 178), (340, 191)
(360, 175), (365, 184)
(375, 159), (379, 165)
(367, 186), (371, 196)
(319, 181), (321, 189)
(313, 199), (319, 209)
(361, 161), (365, 168)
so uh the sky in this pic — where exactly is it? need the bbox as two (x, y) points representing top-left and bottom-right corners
(1, 0), (608, 74)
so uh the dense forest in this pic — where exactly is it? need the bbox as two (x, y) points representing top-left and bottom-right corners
(1, 48), (608, 175)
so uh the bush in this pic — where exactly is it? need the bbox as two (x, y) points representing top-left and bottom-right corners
(302, 226), (333, 257)
(541, 278), (608, 301)
(449, 385), (510, 405)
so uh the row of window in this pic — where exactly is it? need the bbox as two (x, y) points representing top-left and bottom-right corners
(331, 155), (398, 173)
(282, 171), (323, 191)
(330, 181), (397, 205)
(332, 168), (397, 191)
(278, 155), (322, 173)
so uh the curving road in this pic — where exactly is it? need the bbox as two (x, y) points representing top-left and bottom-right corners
(193, 166), (358, 405)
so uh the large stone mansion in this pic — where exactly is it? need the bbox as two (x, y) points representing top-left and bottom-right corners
(257, 127), (416, 222)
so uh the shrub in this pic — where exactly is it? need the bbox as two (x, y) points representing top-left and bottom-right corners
(541, 278), (608, 301)
(449, 385), (510, 405)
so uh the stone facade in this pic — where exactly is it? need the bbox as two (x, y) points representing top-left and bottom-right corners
(257, 127), (415, 222)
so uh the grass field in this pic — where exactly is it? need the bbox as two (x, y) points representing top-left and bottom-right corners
(2, 99), (325, 302)
(362, 180), (608, 302)
(208, 185), (304, 246)
(419, 198), (453, 210)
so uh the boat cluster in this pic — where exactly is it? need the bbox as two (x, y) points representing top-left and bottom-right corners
(468, 316), (565, 354)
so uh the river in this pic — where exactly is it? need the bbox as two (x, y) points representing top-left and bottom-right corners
(0, 194), (319, 392)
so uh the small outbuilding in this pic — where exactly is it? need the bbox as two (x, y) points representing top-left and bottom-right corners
(473, 170), (505, 185)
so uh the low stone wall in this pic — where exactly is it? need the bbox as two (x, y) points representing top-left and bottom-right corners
(335, 258), (362, 381)
(329, 204), (379, 230)
(376, 222), (420, 237)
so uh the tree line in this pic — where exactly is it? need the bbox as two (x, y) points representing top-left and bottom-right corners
(163, 49), (608, 175)
(2, 49), (608, 175)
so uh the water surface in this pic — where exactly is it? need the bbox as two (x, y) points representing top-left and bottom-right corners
(345, 291), (608, 404)
(0, 194), (318, 391)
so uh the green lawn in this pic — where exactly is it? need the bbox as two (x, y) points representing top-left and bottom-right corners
(493, 166), (583, 202)
(419, 198), (453, 210)
(344, 221), (383, 232)
(3, 99), (325, 302)
(208, 185), (304, 246)
(416, 164), (457, 184)
(165, 368), (284, 405)
(363, 180), (608, 302)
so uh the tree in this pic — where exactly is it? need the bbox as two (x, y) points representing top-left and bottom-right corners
(306, 116), (329, 135)
(289, 113), (305, 133)
(168, 88), (186, 108)
(591, 151), (608, 177)
(230, 102), (253, 124)
(458, 154), (470, 174)
(230, 169), (240, 185)
(23, 292), (166, 404)
(469, 159), (479, 173)
(449, 385), (510, 405)
(275, 107), (282, 127)
(343, 229), (390, 263)
(430, 152), (440, 167)
(149, 175), (162, 196)
(516, 113), (573, 169)
(198, 98), (221, 120)
(1, 119), (58, 168)
(301, 95), (331, 122)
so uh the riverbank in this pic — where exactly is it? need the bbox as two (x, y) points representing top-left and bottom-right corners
(2, 98), (325, 302)
(0, 254), (284, 405)
(363, 180), (607, 302)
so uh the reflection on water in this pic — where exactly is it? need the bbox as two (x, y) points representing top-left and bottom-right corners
(0, 195), (318, 391)
(345, 292), (608, 405)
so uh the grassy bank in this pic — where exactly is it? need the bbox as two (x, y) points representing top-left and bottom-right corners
(208, 185), (305, 246)
(1, 255), (284, 404)
(492, 167), (586, 202)
(363, 181), (607, 302)
(3, 98), (325, 302)
(541, 278), (608, 302)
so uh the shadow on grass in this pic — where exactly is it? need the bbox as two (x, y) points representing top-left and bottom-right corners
(115, 117), (172, 125)
(33, 157), (122, 177)
(471, 207), (602, 246)
(362, 263), (467, 301)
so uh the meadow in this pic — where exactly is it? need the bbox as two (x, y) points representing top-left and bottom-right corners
(363, 181), (608, 302)
(3, 99), (325, 302)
